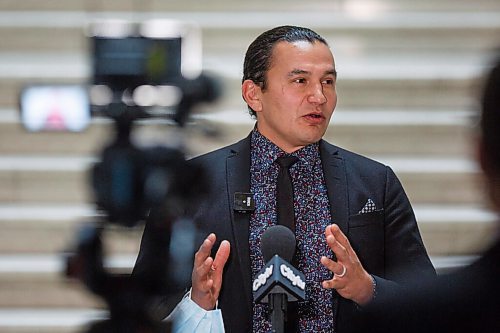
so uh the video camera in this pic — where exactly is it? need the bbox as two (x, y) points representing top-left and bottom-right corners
(18, 19), (220, 332)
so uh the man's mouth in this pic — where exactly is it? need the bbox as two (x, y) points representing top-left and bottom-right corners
(304, 113), (325, 120)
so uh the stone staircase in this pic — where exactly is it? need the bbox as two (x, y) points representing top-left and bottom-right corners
(1, 0), (500, 331)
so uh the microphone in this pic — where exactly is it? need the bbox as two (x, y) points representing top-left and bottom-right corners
(252, 225), (306, 333)
(261, 224), (296, 263)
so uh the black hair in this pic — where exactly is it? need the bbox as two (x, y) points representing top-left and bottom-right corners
(242, 25), (329, 117)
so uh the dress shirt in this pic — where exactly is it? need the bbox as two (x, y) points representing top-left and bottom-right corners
(249, 129), (334, 332)
(168, 291), (225, 333)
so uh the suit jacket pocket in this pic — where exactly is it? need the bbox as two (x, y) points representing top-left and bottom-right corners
(348, 209), (385, 274)
(349, 209), (384, 228)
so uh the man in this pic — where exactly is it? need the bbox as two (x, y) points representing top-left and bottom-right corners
(135, 25), (435, 332)
(351, 55), (500, 333)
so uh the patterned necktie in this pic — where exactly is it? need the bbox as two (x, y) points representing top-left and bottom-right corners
(276, 155), (299, 233)
(275, 155), (300, 332)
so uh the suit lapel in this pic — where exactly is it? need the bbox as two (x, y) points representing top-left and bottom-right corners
(226, 134), (253, 313)
(320, 141), (349, 323)
(320, 141), (349, 235)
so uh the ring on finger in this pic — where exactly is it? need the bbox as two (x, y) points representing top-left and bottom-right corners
(336, 264), (347, 278)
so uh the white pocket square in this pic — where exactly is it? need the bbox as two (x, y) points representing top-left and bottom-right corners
(359, 198), (377, 214)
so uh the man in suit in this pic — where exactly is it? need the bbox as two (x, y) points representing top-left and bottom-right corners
(135, 25), (435, 332)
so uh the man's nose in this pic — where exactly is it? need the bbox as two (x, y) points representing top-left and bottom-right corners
(307, 84), (327, 104)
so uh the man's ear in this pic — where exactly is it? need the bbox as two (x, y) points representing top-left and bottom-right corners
(242, 80), (263, 112)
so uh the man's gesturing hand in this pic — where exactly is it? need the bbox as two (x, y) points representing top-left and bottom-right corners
(191, 233), (230, 311)
(320, 224), (374, 306)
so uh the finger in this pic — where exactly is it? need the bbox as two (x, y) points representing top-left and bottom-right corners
(331, 224), (353, 252)
(322, 279), (333, 289)
(321, 257), (347, 291)
(326, 234), (349, 262)
(194, 233), (216, 267)
(320, 256), (345, 276)
(193, 256), (214, 283)
(211, 240), (231, 293)
(192, 260), (215, 295)
(325, 224), (334, 238)
(212, 240), (231, 272)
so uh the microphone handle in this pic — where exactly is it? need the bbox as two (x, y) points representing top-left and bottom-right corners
(269, 293), (287, 333)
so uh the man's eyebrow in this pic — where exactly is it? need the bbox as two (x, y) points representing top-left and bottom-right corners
(288, 69), (309, 76)
(287, 68), (337, 77)
(327, 69), (338, 78)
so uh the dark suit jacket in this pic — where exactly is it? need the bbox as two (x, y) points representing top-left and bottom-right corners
(135, 134), (435, 332)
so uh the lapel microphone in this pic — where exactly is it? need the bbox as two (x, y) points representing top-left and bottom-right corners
(233, 192), (255, 213)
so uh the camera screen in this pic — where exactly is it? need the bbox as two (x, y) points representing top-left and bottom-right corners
(19, 85), (91, 132)
(93, 37), (183, 89)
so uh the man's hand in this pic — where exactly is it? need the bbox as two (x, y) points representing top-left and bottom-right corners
(191, 233), (230, 310)
(320, 224), (374, 306)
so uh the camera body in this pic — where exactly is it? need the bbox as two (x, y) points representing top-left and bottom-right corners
(20, 19), (217, 227)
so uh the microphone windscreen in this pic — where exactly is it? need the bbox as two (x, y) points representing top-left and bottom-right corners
(260, 225), (296, 262)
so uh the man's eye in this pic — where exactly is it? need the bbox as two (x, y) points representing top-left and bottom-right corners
(323, 79), (335, 85)
(293, 78), (306, 84)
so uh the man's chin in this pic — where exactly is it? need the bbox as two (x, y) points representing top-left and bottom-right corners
(300, 129), (327, 144)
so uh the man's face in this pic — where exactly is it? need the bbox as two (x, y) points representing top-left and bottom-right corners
(253, 40), (337, 152)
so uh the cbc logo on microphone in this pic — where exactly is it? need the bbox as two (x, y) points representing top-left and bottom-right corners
(252, 263), (305, 292)
(253, 265), (274, 292)
(280, 264), (305, 290)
